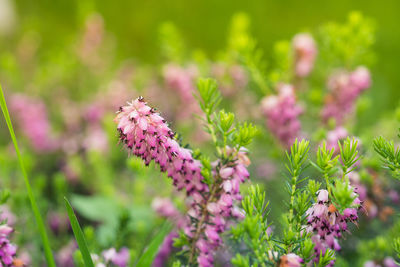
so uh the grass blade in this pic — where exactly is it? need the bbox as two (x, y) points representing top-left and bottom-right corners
(0, 84), (56, 266)
(136, 222), (172, 267)
(64, 197), (95, 267)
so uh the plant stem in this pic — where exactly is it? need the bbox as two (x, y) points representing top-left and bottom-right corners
(0, 85), (56, 267)
(188, 180), (219, 264)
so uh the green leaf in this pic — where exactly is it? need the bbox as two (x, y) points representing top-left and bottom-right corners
(136, 222), (173, 267)
(0, 84), (56, 267)
(64, 197), (95, 267)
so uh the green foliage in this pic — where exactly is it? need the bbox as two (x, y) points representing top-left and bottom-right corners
(330, 179), (357, 213)
(159, 22), (186, 63)
(373, 134), (400, 179)
(65, 197), (95, 267)
(338, 137), (360, 175)
(317, 11), (375, 68)
(197, 78), (221, 118)
(71, 194), (155, 247)
(231, 185), (272, 266)
(269, 40), (292, 84)
(234, 122), (259, 148)
(394, 237), (400, 262)
(314, 142), (339, 180)
(285, 139), (310, 178)
(136, 222), (173, 267)
(227, 13), (269, 95)
(196, 77), (257, 153)
(317, 248), (335, 267)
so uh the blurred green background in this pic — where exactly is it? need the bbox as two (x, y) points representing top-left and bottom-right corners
(6, 0), (399, 125)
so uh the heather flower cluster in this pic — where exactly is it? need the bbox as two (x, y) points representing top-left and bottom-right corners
(261, 84), (303, 147)
(115, 78), (257, 266)
(0, 224), (17, 266)
(188, 147), (250, 267)
(306, 189), (360, 265)
(115, 97), (205, 195)
(322, 66), (371, 125)
(292, 33), (317, 77)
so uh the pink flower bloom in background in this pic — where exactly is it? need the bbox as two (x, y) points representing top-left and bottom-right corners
(83, 125), (109, 153)
(47, 211), (70, 235)
(77, 13), (104, 67)
(364, 257), (398, 267)
(102, 247), (130, 267)
(163, 63), (198, 103)
(322, 66), (371, 125)
(9, 94), (57, 153)
(151, 197), (181, 219)
(279, 253), (304, 267)
(162, 63), (200, 119)
(211, 63), (248, 96)
(0, 206), (16, 227)
(325, 126), (348, 152)
(152, 232), (178, 267)
(292, 33), (317, 77)
(56, 241), (77, 267)
(261, 84), (303, 148)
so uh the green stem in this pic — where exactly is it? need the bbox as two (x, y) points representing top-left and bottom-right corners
(288, 175), (298, 239)
(0, 85), (55, 267)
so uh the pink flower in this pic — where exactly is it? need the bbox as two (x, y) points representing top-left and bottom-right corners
(153, 232), (178, 267)
(280, 253), (303, 267)
(0, 223), (18, 266)
(9, 94), (57, 152)
(151, 197), (180, 219)
(115, 97), (206, 196)
(116, 99), (252, 266)
(292, 33), (317, 77)
(325, 127), (348, 152)
(261, 84), (303, 147)
(322, 66), (371, 125)
(102, 247), (130, 267)
(306, 189), (360, 264)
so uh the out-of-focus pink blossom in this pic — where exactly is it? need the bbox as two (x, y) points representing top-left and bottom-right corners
(292, 33), (317, 77)
(162, 63), (200, 119)
(102, 247), (130, 267)
(83, 126), (109, 153)
(211, 63), (248, 96)
(56, 241), (77, 267)
(0, 206), (16, 227)
(322, 66), (371, 125)
(325, 126), (348, 153)
(280, 253), (304, 267)
(47, 211), (70, 235)
(261, 84), (303, 147)
(152, 232), (178, 267)
(151, 197), (180, 219)
(9, 94), (57, 153)
(163, 63), (198, 103)
(78, 13), (104, 67)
